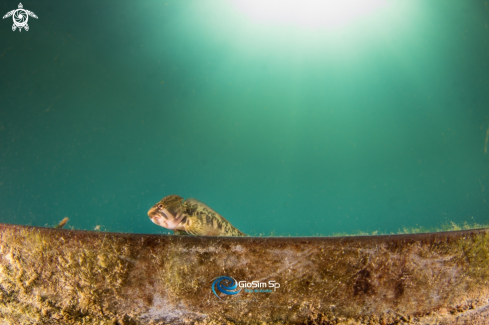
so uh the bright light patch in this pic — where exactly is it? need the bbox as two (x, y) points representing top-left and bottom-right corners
(231, 0), (388, 29)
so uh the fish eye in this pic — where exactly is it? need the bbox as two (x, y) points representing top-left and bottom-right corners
(158, 204), (163, 209)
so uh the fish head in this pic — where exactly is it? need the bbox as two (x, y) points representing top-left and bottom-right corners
(148, 195), (185, 230)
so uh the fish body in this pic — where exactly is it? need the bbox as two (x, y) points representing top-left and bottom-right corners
(148, 195), (246, 237)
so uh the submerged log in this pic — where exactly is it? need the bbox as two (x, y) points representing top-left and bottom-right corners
(0, 223), (489, 324)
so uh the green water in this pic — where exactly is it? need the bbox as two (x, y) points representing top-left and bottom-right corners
(1, 0), (489, 236)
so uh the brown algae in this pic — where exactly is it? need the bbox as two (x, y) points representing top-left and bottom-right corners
(0, 224), (489, 324)
(0, 226), (134, 324)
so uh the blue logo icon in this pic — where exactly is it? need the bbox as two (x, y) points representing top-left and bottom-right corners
(212, 276), (242, 299)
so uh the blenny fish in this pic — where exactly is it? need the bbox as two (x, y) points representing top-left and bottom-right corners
(148, 195), (246, 236)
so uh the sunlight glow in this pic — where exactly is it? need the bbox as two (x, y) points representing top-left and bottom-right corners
(231, 0), (388, 29)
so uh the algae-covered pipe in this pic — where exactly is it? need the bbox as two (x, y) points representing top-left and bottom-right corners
(1, 223), (489, 324)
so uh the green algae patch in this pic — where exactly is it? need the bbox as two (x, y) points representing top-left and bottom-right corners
(0, 226), (136, 324)
(331, 221), (489, 237)
(456, 231), (489, 285)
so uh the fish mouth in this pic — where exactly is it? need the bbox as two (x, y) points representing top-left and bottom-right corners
(148, 207), (171, 229)
(148, 207), (183, 230)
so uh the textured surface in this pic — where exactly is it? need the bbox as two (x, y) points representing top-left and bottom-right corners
(1, 223), (489, 324)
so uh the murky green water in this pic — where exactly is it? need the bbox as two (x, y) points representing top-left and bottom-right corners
(1, 0), (488, 236)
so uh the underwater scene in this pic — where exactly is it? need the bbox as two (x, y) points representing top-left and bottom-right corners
(1, 0), (489, 237)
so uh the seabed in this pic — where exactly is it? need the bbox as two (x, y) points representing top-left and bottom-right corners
(1, 223), (489, 324)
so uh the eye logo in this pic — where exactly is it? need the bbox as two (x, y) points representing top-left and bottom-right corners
(211, 276), (242, 299)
